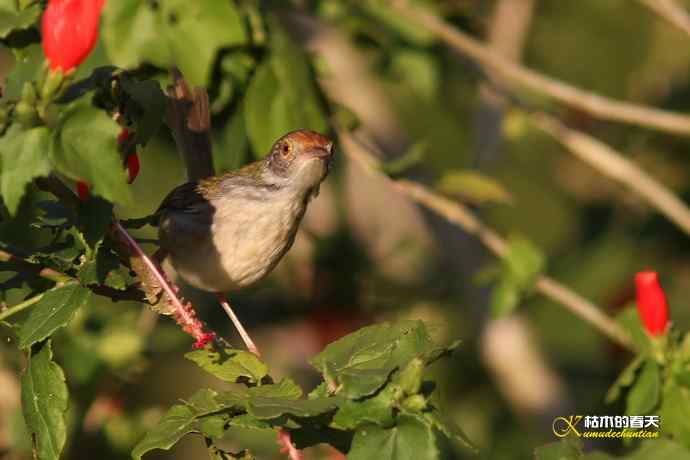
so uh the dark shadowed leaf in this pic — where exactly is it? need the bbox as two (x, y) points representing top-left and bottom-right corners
(0, 125), (52, 214)
(20, 341), (69, 460)
(18, 283), (92, 348)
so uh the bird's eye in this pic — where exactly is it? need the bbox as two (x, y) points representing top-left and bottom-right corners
(281, 143), (291, 157)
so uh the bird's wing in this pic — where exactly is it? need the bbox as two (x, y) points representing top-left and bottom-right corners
(155, 181), (210, 218)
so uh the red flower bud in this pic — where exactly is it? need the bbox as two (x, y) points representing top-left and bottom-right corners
(126, 153), (140, 184)
(117, 128), (130, 145)
(635, 271), (670, 336)
(76, 180), (90, 200)
(42, 0), (106, 72)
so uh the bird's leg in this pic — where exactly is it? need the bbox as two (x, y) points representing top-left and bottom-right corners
(215, 297), (302, 460)
(216, 293), (261, 357)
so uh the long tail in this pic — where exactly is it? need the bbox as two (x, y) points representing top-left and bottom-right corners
(166, 68), (215, 181)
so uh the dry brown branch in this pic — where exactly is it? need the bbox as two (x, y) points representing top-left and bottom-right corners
(639, 0), (690, 37)
(389, 0), (690, 136)
(532, 112), (690, 237)
(338, 129), (636, 351)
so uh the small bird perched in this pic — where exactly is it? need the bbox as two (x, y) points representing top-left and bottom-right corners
(155, 129), (334, 353)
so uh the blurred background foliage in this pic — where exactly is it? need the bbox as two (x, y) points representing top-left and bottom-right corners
(3, 0), (690, 459)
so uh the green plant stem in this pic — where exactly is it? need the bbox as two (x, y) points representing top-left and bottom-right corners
(0, 292), (45, 321)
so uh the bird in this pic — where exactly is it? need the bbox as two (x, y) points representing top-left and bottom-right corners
(155, 129), (335, 354)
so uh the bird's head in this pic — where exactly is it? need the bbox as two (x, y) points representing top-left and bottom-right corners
(263, 129), (334, 192)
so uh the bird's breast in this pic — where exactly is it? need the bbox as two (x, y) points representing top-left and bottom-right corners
(210, 192), (307, 288)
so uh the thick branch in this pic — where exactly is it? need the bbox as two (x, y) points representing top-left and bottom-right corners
(339, 129), (636, 351)
(638, 0), (690, 37)
(389, 0), (690, 136)
(532, 112), (690, 237)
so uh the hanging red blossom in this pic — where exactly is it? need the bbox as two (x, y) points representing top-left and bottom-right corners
(42, 0), (106, 72)
(76, 181), (90, 201)
(635, 271), (670, 336)
(126, 153), (140, 184)
(118, 128), (140, 184)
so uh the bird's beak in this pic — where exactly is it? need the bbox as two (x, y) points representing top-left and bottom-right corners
(306, 145), (333, 160)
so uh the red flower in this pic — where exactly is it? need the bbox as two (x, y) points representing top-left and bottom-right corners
(76, 180), (90, 200)
(118, 128), (140, 184)
(42, 0), (106, 72)
(126, 153), (140, 184)
(635, 271), (670, 336)
(117, 127), (130, 145)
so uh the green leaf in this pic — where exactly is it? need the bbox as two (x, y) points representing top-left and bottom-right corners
(605, 356), (644, 404)
(77, 245), (133, 290)
(534, 438), (584, 460)
(248, 395), (340, 420)
(625, 358), (660, 415)
(0, 125), (52, 214)
(102, 0), (171, 70)
(332, 383), (397, 430)
(616, 306), (651, 354)
(132, 388), (227, 460)
(52, 103), (132, 205)
(245, 17), (327, 157)
(3, 44), (43, 100)
(490, 235), (545, 317)
(423, 411), (476, 452)
(18, 283), (91, 348)
(185, 348), (269, 385)
(103, 0), (246, 86)
(198, 414), (229, 439)
(131, 403), (198, 460)
(244, 61), (282, 157)
(310, 321), (437, 399)
(348, 414), (439, 460)
(0, 3), (40, 39)
(436, 170), (513, 205)
(20, 341), (69, 460)
(247, 378), (303, 400)
(660, 384), (690, 449)
(617, 440), (690, 460)
(160, 0), (246, 86)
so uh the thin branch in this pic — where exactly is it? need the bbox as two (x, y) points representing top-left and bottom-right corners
(388, 0), (690, 136)
(531, 112), (690, 237)
(0, 291), (45, 321)
(0, 247), (145, 302)
(0, 248), (72, 284)
(638, 0), (690, 38)
(339, 129), (636, 351)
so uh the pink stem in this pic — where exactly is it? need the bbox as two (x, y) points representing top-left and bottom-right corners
(278, 429), (304, 460)
(216, 294), (261, 357)
(113, 221), (212, 346)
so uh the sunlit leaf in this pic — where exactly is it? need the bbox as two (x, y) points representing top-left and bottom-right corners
(20, 341), (69, 460)
(18, 283), (92, 349)
(0, 125), (52, 214)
